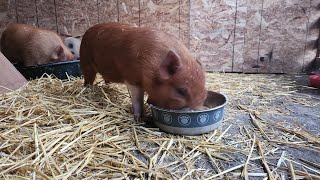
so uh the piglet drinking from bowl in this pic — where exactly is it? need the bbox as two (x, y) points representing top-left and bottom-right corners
(0, 23), (74, 67)
(80, 22), (207, 120)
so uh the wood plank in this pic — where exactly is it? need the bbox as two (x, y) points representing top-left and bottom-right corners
(190, 0), (236, 72)
(55, 0), (99, 36)
(232, 0), (246, 72)
(304, 0), (320, 72)
(98, 0), (118, 23)
(280, 0), (309, 73)
(0, 52), (27, 94)
(257, 0), (286, 73)
(0, 0), (17, 38)
(36, 0), (58, 32)
(118, 0), (139, 26)
(242, 0), (263, 73)
(140, 0), (180, 38)
(258, 0), (309, 73)
(180, 0), (190, 48)
(16, 0), (37, 26)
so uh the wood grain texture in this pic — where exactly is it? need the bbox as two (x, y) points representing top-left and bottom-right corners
(190, 0), (236, 72)
(257, 0), (287, 73)
(304, 0), (320, 71)
(16, 0), (37, 26)
(55, 0), (98, 36)
(242, 0), (263, 73)
(98, 0), (118, 23)
(180, 0), (190, 48)
(140, 0), (179, 38)
(0, 52), (27, 94)
(258, 0), (309, 73)
(36, 0), (57, 32)
(0, 0), (16, 38)
(280, 0), (309, 73)
(232, 0), (246, 72)
(118, 0), (139, 26)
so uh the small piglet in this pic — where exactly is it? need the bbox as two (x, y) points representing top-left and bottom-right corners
(0, 23), (74, 67)
(80, 22), (207, 120)
(64, 36), (81, 59)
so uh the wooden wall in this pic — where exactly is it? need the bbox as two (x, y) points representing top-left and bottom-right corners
(0, 0), (319, 73)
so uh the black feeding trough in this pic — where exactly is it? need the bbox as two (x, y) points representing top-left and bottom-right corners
(14, 60), (81, 80)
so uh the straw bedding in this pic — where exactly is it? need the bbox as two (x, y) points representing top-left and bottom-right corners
(0, 73), (319, 179)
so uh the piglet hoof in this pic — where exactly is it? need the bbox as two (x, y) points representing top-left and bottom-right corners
(84, 84), (93, 89)
(85, 84), (95, 91)
(133, 114), (141, 121)
(84, 82), (93, 88)
(131, 107), (144, 122)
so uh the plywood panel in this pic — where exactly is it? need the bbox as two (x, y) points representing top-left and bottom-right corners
(180, 0), (190, 47)
(242, 0), (263, 73)
(0, 0), (16, 38)
(257, 0), (287, 73)
(190, 0), (236, 72)
(56, 0), (99, 36)
(258, 0), (309, 73)
(140, 0), (179, 38)
(98, 0), (118, 23)
(118, 0), (139, 26)
(232, 0), (246, 72)
(36, 0), (57, 32)
(279, 0), (309, 73)
(0, 52), (27, 94)
(16, 0), (37, 26)
(304, 0), (320, 71)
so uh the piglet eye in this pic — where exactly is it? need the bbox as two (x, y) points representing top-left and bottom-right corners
(68, 43), (73, 49)
(176, 88), (187, 97)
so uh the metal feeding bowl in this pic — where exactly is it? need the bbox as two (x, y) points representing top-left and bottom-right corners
(14, 60), (81, 80)
(149, 91), (227, 135)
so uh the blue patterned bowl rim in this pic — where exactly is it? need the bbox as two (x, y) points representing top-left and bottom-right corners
(148, 92), (228, 113)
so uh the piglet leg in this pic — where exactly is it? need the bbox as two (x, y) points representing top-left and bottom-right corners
(125, 82), (144, 121)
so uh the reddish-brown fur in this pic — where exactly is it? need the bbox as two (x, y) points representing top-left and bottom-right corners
(0, 23), (74, 66)
(80, 22), (207, 118)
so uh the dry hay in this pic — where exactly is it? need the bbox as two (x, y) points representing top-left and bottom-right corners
(0, 73), (319, 179)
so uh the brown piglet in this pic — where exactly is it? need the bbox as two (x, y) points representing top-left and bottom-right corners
(0, 23), (74, 67)
(80, 22), (207, 120)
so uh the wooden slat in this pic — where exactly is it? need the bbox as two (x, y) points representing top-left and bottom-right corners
(190, 0), (235, 72)
(55, 0), (99, 37)
(36, 0), (58, 32)
(0, 52), (27, 94)
(140, 0), (179, 38)
(16, 0), (37, 26)
(258, 0), (309, 73)
(232, 0), (246, 72)
(242, 0), (263, 73)
(257, 0), (287, 73)
(179, 0), (190, 48)
(98, 0), (118, 23)
(280, 0), (309, 73)
(118, 0), (139, 26)
(0, 0), (16, 38)
(304, 0), (320, 72)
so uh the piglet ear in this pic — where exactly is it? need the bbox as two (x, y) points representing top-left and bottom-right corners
(159, 50), (181, 80)
(51, 45), (65, 60)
